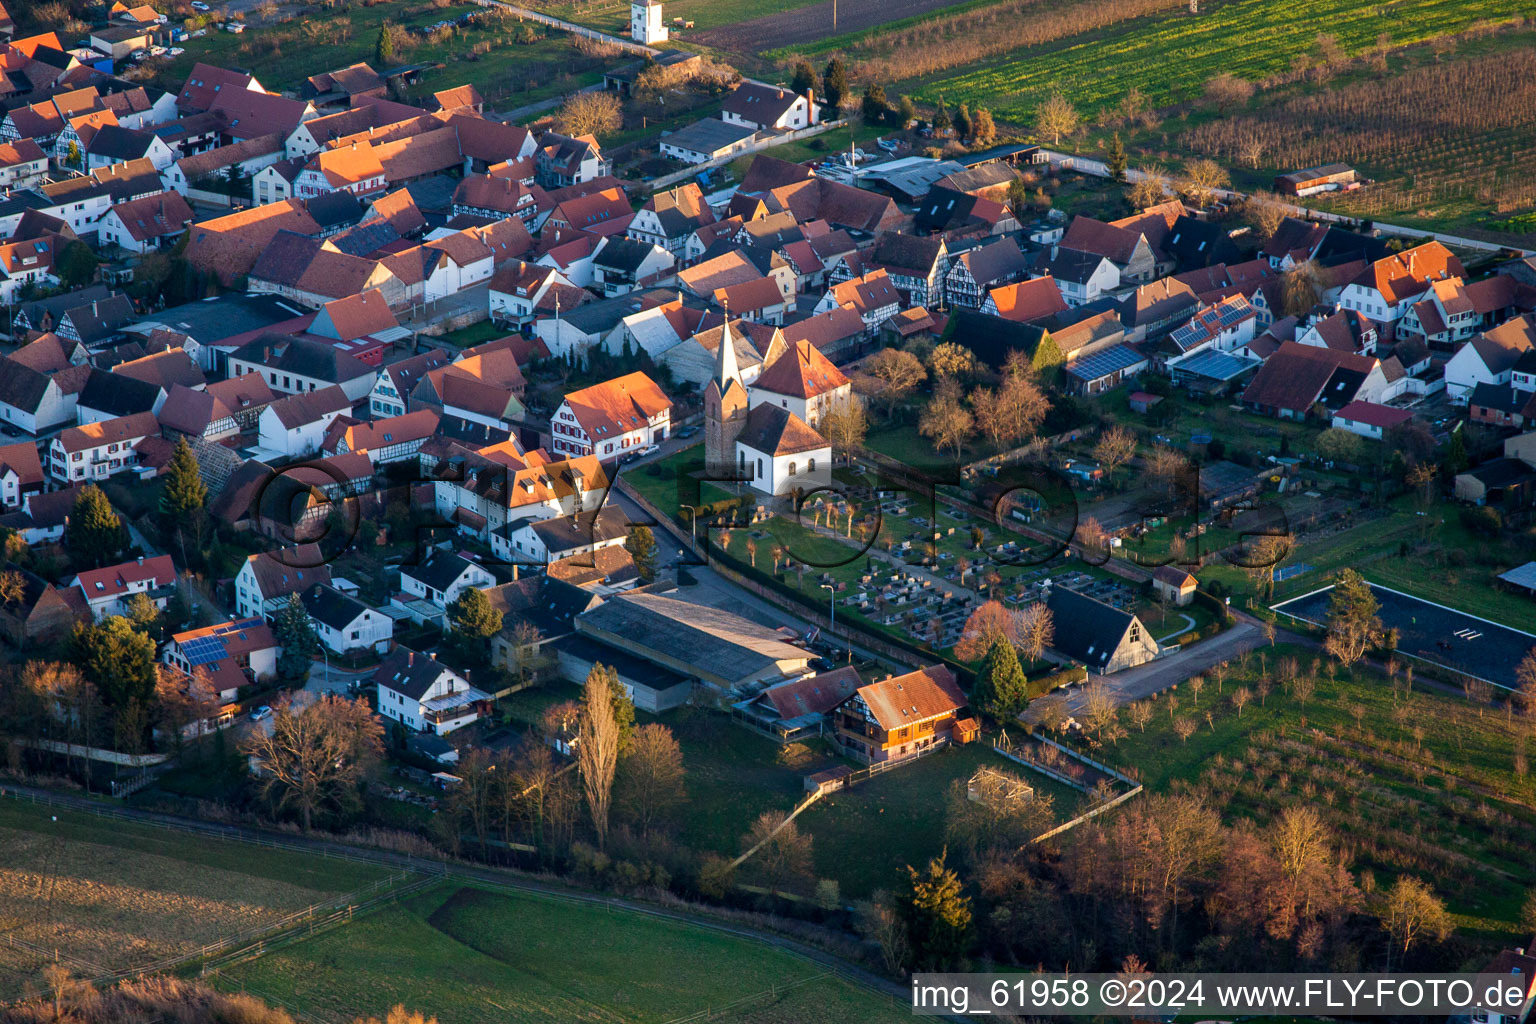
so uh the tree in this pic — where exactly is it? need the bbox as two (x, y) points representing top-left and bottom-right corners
(1244, 192), (1290, 241)
(931, 95), (951, 136)
(820, 395), (868, 456)
(447, 587), (502, 663)
(1279, 260), (1325, 318)
(1005, 176), (1031, 216)
(1240, 533), (1292, 602)
(1105, 132), (1127, 182)
(65, 140), (81, 169)
(822, 57), (848, 113)
(1203, 72), (1255, 113)
(0, 568), (23, 611)
(744, 809), (814, 896)
(1129, 163), (1171, 209)
(158, 438), (207, 537)
(242, 694), (383, 831)
(1381, 876), (1451, 959)
(896, 94), (917, 128)
(954, 601), (1016, 661)
(1515, 648), (1536, 716)
(70, 615), (156, 710)
(617, 722), (685, 837)
(1315, 427), (1364, 466)
(557, 91), (622, 139)
(855, 893), (910, 974)
(1093, 426), (1137, 479)
(375, 22), (395, 64)
(861, 82), (890, 126)
(919, 381), (973, 459)
(123, 591), (161, 635)
(272, 593), (318, 680)
(864, 348), (926, 413)
(953, 102), (972, 142)
(903, 850), (972, 970)
(579, 664), (620, 849)
(1324, 569), (1382, 667)
(790, 58), (816, 95)
(1033, 93), (1078, 146)
(1145, 446), (1192, 496)
(929, 341), (981, 382)
(973, 635), (1029, 721)
(625, 525), (659, 583)
(58, 241), (99, 290)
(1016, 603), (1053, 663)
(1520, 890), (1536, 935)
(1180, 157), (1230, 207)
(65, 485), (127, 568)
(971, 108), (996, 145)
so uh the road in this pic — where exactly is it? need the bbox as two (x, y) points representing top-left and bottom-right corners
(1038, 149), (1533, 256)
(4, 782), (937, 1019)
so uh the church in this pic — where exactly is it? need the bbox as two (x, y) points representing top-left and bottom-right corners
(704, 322), (850, 497)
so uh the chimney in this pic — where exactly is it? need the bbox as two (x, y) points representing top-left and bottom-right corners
(137, 555), (143, 564)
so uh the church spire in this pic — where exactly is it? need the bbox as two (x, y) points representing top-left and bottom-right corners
(713, 301), (740, 392)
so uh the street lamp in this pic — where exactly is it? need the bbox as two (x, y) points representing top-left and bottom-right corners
(819, 580), (835, 633)
(679, 503), (699, 552)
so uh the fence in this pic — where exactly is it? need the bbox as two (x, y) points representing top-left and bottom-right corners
(471, 0), (658, 56)
(649, 119), (850, 191)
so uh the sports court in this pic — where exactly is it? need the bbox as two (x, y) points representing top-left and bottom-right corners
(1272, 582), (1533, 689)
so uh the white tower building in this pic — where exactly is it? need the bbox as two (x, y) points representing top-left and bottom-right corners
(631, 0), (667, 44)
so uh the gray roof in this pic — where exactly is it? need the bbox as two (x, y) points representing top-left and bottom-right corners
(401, 549), (481, 594)
(231, 335), (374, 384)
(525, 506), (630, 553)
(1045, 586), (1141, 670)
(373, 647), (461, 701)
(0, 359), (54, 413)
(78, 368), (160, 418)
(660, 117), (758, 156)
(302, 583), (372, 631)
(1496, 561), (1536, 592)
(576, 592), (809, 685)
(128, 293), (310, 345)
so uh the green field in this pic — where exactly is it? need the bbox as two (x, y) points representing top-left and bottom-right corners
(910, 0), (1532, 119)
(219, 883), (909, 1023)
(1096, 643), (1536, 932)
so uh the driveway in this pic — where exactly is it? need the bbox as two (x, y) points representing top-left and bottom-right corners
(1025, 619), (1266, 722)
(304, 658), (377, 698)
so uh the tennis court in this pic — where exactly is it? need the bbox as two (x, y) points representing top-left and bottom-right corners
(1272, 582), (1533, 689)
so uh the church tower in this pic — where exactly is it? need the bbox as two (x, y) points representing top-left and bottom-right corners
(704, 317), (749, 477)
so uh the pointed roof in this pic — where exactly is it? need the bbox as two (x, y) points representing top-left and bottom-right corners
(753, 339), (848, 401)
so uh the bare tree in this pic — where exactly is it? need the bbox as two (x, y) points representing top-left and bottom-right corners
(1173, 716), (1196, 743)
(1231, 686), (1252, 718)
(241, 695), (383, 831)
(578, 664), (620, 849)
(1127, 700), (1154, 733)
(864, 348), (927, 414)
(744, 809), (814, 896)
(1180, 158), (1231, 207)
(617, 722), (685, 838)
(854, 893), (910, 974)
(556, 90), (622, 138)
(1203, 73), (1255, 113)
(1279, 260), (1325, 318)
(1034, 93), (1079, 145)
(1082, 683), (1117, 739)
(1015, 603), (1054, 663)
(918, 383), (974, 459)
(1092, 426), (1137, 480)
(1243, 192), (1290, 241)
(1129, 163), (1170, 209)
(1382, 877), (1451, 960)
(820, 395), (869, 457)
(1144, 446), (1192, 496)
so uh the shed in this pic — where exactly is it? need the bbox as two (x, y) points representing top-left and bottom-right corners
(804, 764), (854, 795)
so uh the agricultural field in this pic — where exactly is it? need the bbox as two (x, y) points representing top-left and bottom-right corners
(1096, 643), (1536, 933)
(0, 798), (390, 997)
(218, 883), (910, 1024)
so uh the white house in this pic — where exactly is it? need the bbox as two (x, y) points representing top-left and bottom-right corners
(234, 546), (333, 621)
(256, 386), (351, 459)
(228, 337), (376, 403)
(630, 0), (667, 44)
(720, 82), (816, 132)
(374, 647), (490, 735)
(1033, 248), (1119, 307)
(550, 372), (672, 463)
(1337, 242), (1464, 336)
(488, 261), (570, 327)
(48, 412), (158, 483)
(69, 554), (176, 621)
(368, 349), (451, 418)
(162, 617), (280, 702)
(399, 550), (495, 609)
(0, 439), (44, 509)
(433, 453), (607, 544)
(303, 583), (393, 655)
(1330, 400), (1415, 440)
(0, 362), (76, 434)
(1444, 324), (1533, 404)
(493, 506), (630, 567)
(748, 338), (851, 429)
(734, 403), (831, 497)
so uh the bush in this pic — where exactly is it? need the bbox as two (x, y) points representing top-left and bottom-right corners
(1459, 505), (1503, 538)
(1027, 663), (1087, 698)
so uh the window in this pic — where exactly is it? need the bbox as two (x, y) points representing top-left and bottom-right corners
(788, 461), (796, 477)
(808, 457), (816, 472)
(756, 458), (763, 479)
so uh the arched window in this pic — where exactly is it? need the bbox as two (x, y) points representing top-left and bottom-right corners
(808, 457), (816, 472)
(788, 461), (797, 478)
(756, 458), (763, 479)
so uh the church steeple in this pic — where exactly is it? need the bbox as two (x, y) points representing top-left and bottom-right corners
(712, 304), (741, 393)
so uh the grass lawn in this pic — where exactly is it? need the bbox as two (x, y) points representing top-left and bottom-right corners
(799, 742), (1082, 898)
(220, 883), (909, 1024)
(0, 798), (390, 995)
(437, 320), (507, 348)
(1098, 643), (1536, 932)
(863, 420), (968, 474)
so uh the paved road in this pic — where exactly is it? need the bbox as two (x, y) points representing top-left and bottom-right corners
(1039, 149), (1533, 256)
(5, 782), (934, 1019)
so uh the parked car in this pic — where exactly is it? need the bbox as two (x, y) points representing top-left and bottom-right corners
(191, 1), (210, 8)
(250, 705), (273, 722)
(635, 443), (659, 458)
(675, 425), (700, 439)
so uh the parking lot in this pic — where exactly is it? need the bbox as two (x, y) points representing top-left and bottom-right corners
(1273, 583), (1533, 689)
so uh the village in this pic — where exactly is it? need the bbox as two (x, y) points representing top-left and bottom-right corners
(0, 0), (1534, 1018)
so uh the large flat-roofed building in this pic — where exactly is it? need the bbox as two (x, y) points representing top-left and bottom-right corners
(574, 591), (811, 691)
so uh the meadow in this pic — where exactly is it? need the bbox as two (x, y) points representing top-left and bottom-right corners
(218, 883), (911, 1023)
(0, 797), (389, 996)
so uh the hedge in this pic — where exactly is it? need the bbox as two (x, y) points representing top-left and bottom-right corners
(1028, 663), (1087, 698)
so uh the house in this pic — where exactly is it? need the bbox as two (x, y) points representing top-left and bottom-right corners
(1467, 944), (1536, 1024)
(735, 666), (862, 742)
(735, 402), (830, 496)
(780, 305), (868, 363)
(817, 269), (902, 333)
(939, 239), (1028, 310)
(162, 617), (279, 701)
(0, 565), (88, 648)
(720, 81), (816, 132)
(1331, 400), (1415, 440)
(488, 261), (571, 327)
(867, 232), (946, 308)
(255, 385), (351, 459)
(234, 545), (332, 620)
(1061, 215), (1158, 283)
(1454, 458), (1536, 509)
(1242, 342), (1388, 420)
(431, 451), (607, 544)
(1032, 247), (1119, 307)
(832, 665), (976, 765)
(591, 235), (674, 297)
(369, 348), (451, 418)
(374, 647), (490, 735)
(495, 505), (631, 568)
(322, 410), (439, 466)
(1115, 278), (1200, 342)
(69, 554), (175, 620)
(97, 189), (193, 253)
(984, 277), (1069, 324)
(715, 275), (788, 325)
(411, 350), (526, 433)
(1150, 566), (1197, 607)
(535, 132), (608, 189)
(302, 63), (387, 105)
(1338, 242), (1465, 339)
(303, 583), (392, 655)
(228, 335), (377, 403)
(1045, 585), (1158, 674)
(1063, 343), (1148, 396)
(1296, 308), (1378, 356)
(551, 372), (671, 463)
(0, 439), (43, 509)
(48, 411), (158, 482)
(627, 184), (715, 254)
(657, 117), (762, 166)
(749, 338), (850, 428)
(399, 550), (495, 610)
(1445, 317), (1536, 403)
(85, 124), (175, 173)
(1274, 163), (1360, 196)
(914, 186), (1013, 240)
